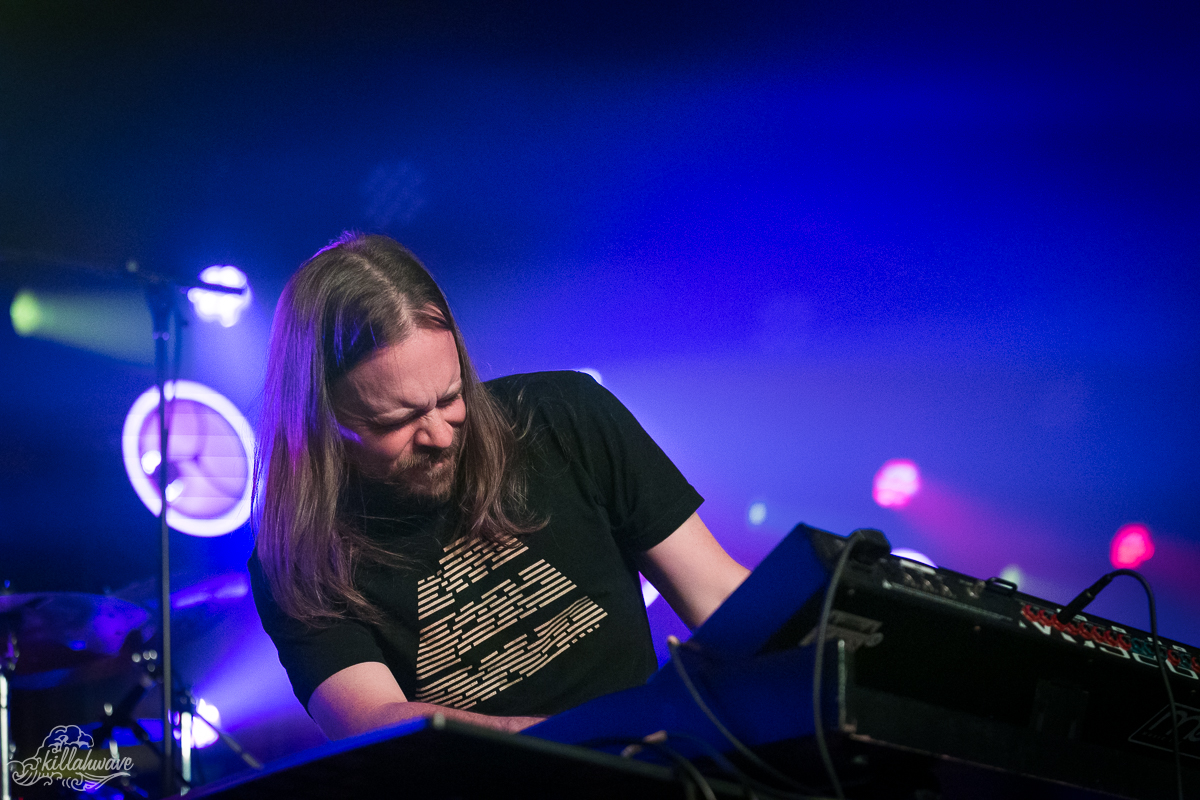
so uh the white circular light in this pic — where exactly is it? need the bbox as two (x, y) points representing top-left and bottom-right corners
(188, 265), (251, 327)
(192, 700), (221, 749)
(999, 564), (1023, 587)
(121, 380), (255, 537)
(891, 548), (936, 568)
(141, 450), (161, 474)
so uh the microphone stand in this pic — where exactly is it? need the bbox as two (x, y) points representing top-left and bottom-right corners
(135, 266), (246, 799)
(1, 608), (19, 800)
(146, 281), (177, 798)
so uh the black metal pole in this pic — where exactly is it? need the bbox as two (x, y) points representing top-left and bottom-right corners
(1, 617), (15, 800)
(148, 284), (175, 798)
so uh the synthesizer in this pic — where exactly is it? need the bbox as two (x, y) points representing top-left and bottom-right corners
(530, 523), (1199, 800)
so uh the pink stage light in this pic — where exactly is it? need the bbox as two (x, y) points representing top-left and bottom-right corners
(1110, 523), (1155, 569)
(873, 459), (921, 508)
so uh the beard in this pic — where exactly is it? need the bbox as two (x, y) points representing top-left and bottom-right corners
(380, 434), (462, 504)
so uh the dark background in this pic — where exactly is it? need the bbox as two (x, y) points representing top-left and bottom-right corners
(1, 0), (1197, 774)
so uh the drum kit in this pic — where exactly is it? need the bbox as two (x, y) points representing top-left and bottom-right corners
(0, 576), (261, 799)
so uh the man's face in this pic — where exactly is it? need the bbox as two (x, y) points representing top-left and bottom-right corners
(332, 327), (466, 501)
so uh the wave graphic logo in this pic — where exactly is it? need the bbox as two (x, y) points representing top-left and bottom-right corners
(10, 725), (134, 791)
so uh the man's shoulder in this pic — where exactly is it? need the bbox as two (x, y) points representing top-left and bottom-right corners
(483, 370), (604, 409)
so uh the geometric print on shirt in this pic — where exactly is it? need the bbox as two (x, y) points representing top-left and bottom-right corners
(414, 536), (608, 709)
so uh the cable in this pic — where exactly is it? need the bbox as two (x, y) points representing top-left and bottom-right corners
(645, 731), (763, 800)
(667, 528), (885, 800)
(586, 733), (831, 800)
(659, 746), (718, 800)
(587, 734), (719, 800)
(646, 731), (828, 800)
(667, 637), (816, 795)
(811, 529), (870, 800)
(1060, 569), (1183, 800)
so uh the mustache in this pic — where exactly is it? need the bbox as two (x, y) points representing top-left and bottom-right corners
(379, 431), (463, 501)
(394, 436), (460, 471)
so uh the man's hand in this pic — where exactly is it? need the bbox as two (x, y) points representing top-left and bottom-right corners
(309, 662), (545, 740)
(498, 715), (548, 733)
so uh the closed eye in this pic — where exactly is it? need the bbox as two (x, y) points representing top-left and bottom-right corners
(370, 416), (416, 433)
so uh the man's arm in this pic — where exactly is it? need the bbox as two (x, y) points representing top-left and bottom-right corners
(308, 511), (746, 740)
(308, 662), (545, 740)
(634, 512), (750, 630)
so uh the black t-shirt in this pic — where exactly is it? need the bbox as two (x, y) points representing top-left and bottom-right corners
(249, 371), (703, 717)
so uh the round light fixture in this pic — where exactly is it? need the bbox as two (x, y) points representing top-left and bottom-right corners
(873, 459), (921, 508)
(187, 265), (251, 327)
(121, 381), (255, 536)
(1110, 523), (1154, 569)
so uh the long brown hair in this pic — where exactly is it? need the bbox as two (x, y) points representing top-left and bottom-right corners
(254, 232), (539, 625)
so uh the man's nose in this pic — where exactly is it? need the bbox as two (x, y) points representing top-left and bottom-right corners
(414, 411), (455, 449)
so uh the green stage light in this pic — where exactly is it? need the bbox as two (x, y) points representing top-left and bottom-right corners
(10, 290), (42, 335)
(8, 287), (153, 363)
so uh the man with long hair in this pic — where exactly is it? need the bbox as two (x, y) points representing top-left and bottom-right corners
(250, 233), (749, 739)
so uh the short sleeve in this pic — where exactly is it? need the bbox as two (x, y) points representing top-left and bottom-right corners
(512, 372), (704, 553)
(248, 552), (386, 710)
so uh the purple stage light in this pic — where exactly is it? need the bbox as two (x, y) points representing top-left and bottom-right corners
(873, 459), (921, 508)
(121, 380), (255, 536)
(172, 572), (250, 609)
(1110, 523), (1155, 569)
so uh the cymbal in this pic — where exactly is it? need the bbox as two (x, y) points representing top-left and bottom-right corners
(0, 592), (150, 676)
(114, 570), (250, 642)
